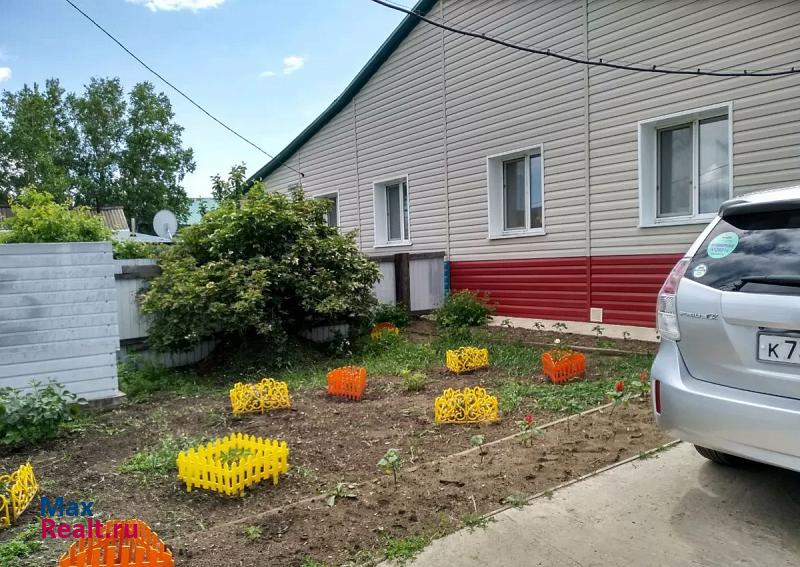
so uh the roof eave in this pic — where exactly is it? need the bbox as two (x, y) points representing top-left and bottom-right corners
(248, 0), (437, 184)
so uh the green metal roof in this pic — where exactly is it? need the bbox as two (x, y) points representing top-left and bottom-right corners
(250, 0), (437, 183)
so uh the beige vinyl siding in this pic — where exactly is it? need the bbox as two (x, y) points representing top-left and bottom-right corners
(354, 16), (446, 251)
(443, 0), (588, 261)
(588, 0), (800, 256)
(263, 153), (301, 193)
(262, 0), (800, 262)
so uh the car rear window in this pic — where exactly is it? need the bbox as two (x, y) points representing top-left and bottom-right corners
(686, 208), (800, 294)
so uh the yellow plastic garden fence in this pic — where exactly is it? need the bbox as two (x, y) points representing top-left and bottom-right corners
(0, 462), (38, 529)
(176, 433), (289, 496)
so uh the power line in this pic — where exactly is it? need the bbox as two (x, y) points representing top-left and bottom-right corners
(369, 0), (800, 78)
(62, 0), (303, 178)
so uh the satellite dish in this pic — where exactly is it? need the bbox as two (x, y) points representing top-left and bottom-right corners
(153, 209), (178, 240)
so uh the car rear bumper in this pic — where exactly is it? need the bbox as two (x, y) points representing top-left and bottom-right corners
(652, 340), (800, 472)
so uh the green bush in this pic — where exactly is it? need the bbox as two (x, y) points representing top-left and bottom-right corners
(372, 302), (410, 328)
(112, 239), (165, 259)
(0, 381), (79, 448)
(434, 290), (494, 329)
(0, 186), (110, 243)
(140, 185), (380, 352)
(118, 356), (174, 399)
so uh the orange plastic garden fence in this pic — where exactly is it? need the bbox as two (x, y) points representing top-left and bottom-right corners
(326, 366), (367, 401)
(541, 351), (586, 384)
(59, 519), (174, 567)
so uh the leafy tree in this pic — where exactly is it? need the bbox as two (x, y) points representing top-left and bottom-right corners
(119, 82), (194, 228)
(70, 77), (126, 211)
(0, 186), (110, 243)
(140, 185), (380, 352)
(0, 79), (77, 203)
(0, 77), (194, 228)
(211, 162), (248, 204)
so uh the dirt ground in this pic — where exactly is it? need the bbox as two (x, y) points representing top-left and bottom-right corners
(2, 348), (669, 566)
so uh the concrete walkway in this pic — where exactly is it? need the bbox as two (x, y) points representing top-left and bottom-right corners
(389, 443), (800, 566)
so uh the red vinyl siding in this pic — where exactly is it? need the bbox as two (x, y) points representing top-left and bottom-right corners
(449, 257), (589, 321)
(590, 254), (682, 327)
(450, 254), (682, 327)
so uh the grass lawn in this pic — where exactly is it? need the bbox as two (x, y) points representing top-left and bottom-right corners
(0, 321), (667, 567)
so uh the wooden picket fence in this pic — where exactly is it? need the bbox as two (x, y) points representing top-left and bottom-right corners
(59, 519), (173, 567)
(176, 433), (289, 496)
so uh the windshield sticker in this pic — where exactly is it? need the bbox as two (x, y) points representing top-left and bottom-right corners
(693, 264), (708, 278)
(707, 232), (739, 259)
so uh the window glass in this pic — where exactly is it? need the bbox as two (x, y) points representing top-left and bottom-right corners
(529, 153), (543, 229)
(699, 116), (729, 214)
(322, 195), (337, 227)
(686, 209), (800, 295)
(503, 158), (526, 230)
(386, 183), (401, 241)
(658, 125), (692, 217)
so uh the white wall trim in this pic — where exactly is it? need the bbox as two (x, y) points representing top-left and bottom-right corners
(372, 174), (412, 247)
(486, 143), (547, 239)
(313, 190), (340, 228)
(638, 101), (734, 228)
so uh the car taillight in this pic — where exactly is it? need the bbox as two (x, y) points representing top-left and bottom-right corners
(656, 257), (691, 341)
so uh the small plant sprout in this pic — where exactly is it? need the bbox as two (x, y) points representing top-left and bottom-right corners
(559, 399), (583, 435)
(517, 414), (540, 447)
(622, 330), (632, 341)
(591, 325), (605, 338)
(378, 448), (402, 486)
(400, 369), (426, 392)
(324, 482), (357, 507)
(219, 447), (253, 466)
(502, 494), (527, 509)
(533, 321), (545, 331)
(470, 434), (487, 463)
(552, 322), (568, 333)
(243, 525), (263, 542)
(500, 318), (513, 329)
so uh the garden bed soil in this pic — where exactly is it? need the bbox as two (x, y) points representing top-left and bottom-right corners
(2, 362), (668, 566)
(405, 319), (658, 355)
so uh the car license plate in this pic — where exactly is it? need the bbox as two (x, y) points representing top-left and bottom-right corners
(758, 333), (800, 365)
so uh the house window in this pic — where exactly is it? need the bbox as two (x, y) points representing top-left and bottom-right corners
(316, 192), (338, 227)
(373, 177), (410, 246)
(487, 146), (544, 238)
(639, 104), (732, 226)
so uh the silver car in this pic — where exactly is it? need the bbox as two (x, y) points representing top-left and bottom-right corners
(652, 186), (800, 472)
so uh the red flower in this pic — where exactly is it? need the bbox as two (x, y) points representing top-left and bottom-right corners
(524, 414), (533, 425)
(615, 380), (625, 392)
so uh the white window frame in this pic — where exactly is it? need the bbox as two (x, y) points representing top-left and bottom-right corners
(372, 175), (411, 247)
(638, 102), (733, 227)
(486, 144), (546, 239)
(314, 191), (340, 228)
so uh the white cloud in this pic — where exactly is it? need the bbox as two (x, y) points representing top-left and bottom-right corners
(0, 67), (11, 83)
(282, 56), (304, 75)
(259, 70), (277, 78)
(127, 0), (226, 12)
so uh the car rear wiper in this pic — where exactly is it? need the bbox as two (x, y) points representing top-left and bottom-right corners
(727, 275), (800, 291)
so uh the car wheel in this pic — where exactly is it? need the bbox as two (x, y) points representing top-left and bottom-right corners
(694, 445), (748, 466)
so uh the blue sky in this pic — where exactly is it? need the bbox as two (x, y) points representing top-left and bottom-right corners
(0, 0), (412, 197)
